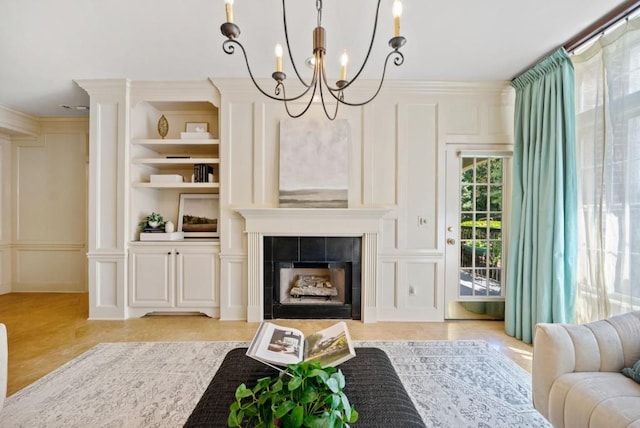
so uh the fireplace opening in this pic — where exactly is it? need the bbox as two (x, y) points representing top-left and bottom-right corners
(264, 237), (361, 320)
(279, 263), (348, 305)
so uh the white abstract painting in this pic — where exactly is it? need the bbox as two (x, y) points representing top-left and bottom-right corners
(279, 119), (350, 208)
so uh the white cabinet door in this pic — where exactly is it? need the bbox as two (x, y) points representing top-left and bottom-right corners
(175, 246), (218, 307)
(129, 246), (173, 307)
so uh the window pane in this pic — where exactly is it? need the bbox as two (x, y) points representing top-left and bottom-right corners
(475, 185), (488, 212)
(475, 158), (488, 183)
(489, 185), (502, 211)
(489, 159), (503, 183)
(460, 185), (474, 212)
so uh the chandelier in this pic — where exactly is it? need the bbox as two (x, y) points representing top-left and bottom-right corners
(220, 0), (406, 120)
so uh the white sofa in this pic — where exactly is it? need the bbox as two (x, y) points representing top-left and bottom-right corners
(1, 323), (6, 411)
(533, 311), (640, 428)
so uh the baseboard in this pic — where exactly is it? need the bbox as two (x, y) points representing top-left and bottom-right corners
(11, 283), (87, 293)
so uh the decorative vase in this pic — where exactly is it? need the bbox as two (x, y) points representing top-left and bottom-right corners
(157, 115), (169, 139)
(164, 221), (175, 233)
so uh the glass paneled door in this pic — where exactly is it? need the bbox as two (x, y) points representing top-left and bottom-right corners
(444, 148), (511, 319)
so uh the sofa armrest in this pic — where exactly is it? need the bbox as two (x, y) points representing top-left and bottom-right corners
(532, 311), (640, 419)
(0, 323), (7, 410)
(532, 323), (577, 418)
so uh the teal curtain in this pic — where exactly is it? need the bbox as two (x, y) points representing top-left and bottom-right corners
(505, 48), (578, 344)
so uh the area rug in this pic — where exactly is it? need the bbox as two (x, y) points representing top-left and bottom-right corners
(0, 340), (550, 428)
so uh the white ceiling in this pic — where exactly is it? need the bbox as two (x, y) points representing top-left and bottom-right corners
(0, 0), (628, 117)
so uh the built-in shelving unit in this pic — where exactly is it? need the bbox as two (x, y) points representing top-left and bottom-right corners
(127, 97), (221, 317)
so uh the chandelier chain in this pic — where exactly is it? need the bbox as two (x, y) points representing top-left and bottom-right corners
(316, 0), (322, 27)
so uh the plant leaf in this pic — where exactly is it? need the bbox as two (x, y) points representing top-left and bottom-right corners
(325, 377), (339, 394)
(339, 392), (351, 417)
(288, 376), (303, 391)
(272, 378), (283, 393)
(330, 394), (340, 410)
(274, 400), (296, 418)
(256, 376), (273, 390)
(257, 390), (271, 406)
(307, 369), (329, 381)
(334, 371), (345, 389)
(235, 383), (253, 399)
(299, 386), (318, 404)
(227, 408), (239, 427)
(307, 415), (333, 428)
(347, 407), (358, 423)
(288, 405), (304, 427)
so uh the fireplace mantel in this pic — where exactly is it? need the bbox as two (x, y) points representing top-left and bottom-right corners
(236, 207), (393, 323)
(235, 207), (393, 235)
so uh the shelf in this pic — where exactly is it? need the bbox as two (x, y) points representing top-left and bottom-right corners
(132, 182), (220, 189)
(132, 139), (219, 156)
(132, 157), (220, 166)
(130, 240), (221, 247)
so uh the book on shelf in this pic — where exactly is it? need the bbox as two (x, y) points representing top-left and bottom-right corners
(246, 321), (356, 372)
(193, 164), (214, 183)
(142, 226), (165, 233)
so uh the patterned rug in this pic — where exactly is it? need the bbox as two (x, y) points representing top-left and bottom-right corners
(0, 340), (550, 428)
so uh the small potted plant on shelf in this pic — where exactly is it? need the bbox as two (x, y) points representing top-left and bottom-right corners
(139, 212), (165, 230)
(228, 361), (358, 428)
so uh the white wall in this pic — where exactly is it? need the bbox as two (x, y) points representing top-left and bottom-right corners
(214, 79), (514, 321)
(0, 133), (11, 294)
(74, 78), (513, 321)
(0, 104), (89, 295)
(9, 118), (88, 293)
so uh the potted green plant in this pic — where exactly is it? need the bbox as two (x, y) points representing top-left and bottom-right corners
(139, 212), (165, 230)
(228, 361), (358, 428)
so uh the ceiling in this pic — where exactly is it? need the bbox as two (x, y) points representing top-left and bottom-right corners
(0, 0), (628, 117)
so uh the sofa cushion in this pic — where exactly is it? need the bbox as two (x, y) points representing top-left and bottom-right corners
(549, 372), (640, 428)
(623, 359), (640, 383)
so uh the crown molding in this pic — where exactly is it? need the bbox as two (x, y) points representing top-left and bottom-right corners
(0, 104), (40, 136)
(210, 77), (514, 101)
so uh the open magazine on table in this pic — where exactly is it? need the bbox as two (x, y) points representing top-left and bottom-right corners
(246, 321), (356, 371)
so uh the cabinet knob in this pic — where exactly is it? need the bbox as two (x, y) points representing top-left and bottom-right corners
(446, 238), (456, 245)
(176, 251), (180, 255)
(167, 252), (171, 255)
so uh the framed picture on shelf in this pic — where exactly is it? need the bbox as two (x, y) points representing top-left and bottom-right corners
(177, 193), (219, 238)
(185, 122), (209, 133)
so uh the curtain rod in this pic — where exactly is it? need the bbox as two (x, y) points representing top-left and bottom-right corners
(564, 0), (640, 52)
(512, 1), (640, 80)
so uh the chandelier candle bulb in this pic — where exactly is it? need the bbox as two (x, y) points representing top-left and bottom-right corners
(393, 0), (402, 37)
(275, 43), (283, 72)
(225, 0), (234, 23)
(340, 50), (348, 80)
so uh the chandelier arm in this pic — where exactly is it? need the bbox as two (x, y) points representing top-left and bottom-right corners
(328, 50), (404, 107)
(223, 39), (314, 102)
(281, 76), (320, 119)
(318, 72), (340, 120)
(319, 58), (343, 93)
(282, 0), (312, 88)
(339, 0), (383, 89)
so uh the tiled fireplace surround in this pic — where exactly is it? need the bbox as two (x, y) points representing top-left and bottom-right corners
(264, 236), (362, 320)
(236, 208), (391, 323)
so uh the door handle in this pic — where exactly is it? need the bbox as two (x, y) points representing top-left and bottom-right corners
(447, 238), (456, 245)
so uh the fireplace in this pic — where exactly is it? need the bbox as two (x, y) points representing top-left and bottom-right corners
(264, 237), (361, 320)
(236, 207), (390, 323)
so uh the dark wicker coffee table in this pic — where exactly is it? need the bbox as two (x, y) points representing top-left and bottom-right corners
(184, 347), (425, 427)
